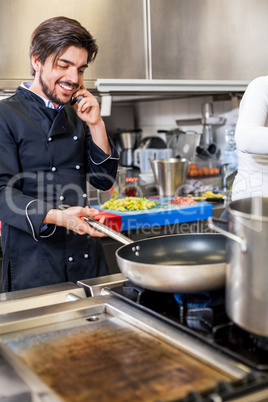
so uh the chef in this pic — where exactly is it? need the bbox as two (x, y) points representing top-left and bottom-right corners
(0, 16), (119, 292)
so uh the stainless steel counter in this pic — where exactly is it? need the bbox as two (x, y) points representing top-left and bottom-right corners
(0, 287), (255, 401)
(0, 282), (87, 315)
(0, 354), (32, 401)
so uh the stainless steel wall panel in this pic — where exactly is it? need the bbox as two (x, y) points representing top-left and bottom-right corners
(0, 0), (147, 88)
(1, 0), (268, 90)
(150, 0), (268, 80)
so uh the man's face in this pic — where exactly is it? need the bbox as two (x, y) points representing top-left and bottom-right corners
(36, 46), (88, 107)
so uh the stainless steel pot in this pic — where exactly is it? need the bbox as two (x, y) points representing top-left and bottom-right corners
(208, 196), (268, 337)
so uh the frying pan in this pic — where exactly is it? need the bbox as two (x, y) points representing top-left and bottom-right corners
(85, 216), (227, 293)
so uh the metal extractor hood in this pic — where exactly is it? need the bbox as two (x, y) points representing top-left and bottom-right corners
(95, 79), (249, 96)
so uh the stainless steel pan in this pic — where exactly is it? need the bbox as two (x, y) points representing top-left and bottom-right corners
(86, 216), (227, 293)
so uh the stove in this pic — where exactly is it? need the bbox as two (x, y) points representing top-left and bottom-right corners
(0, 274), (268, 402)
(109, 280), (268, 372)
(75, 274), (268, 401)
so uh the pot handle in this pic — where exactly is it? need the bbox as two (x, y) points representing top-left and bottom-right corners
(207, 217), (247, 252)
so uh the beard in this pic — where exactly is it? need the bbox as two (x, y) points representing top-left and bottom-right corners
(39, 70), (77, 106)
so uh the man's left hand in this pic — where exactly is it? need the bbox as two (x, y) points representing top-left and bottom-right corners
(72, 85), (111, 154)
(72, 85), (101, 126)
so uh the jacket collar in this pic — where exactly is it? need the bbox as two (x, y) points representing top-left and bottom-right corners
(16, 86), (64, 111)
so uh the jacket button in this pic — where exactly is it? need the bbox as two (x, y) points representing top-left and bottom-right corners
(82, 193), (87, 198)
(84, 254), (89, 259)
(51, 167), (57, 172)
(68, 257), (73, 262)
(73, 136), (78, 141)
(75, 165), (80, 170)
(59, 195), (64, 201)
(48, 137), (52, 142)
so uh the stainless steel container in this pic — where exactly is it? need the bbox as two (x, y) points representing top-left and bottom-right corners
(117, 130), (141, 167)
(150, 158), (189, 197)
(209, 197), (268, 337)
(119, 131), (140, 150)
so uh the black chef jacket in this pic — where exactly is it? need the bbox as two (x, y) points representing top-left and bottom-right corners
(0, 87), (119, 292)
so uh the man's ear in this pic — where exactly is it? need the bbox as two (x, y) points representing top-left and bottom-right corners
(31, 55), (41, 73)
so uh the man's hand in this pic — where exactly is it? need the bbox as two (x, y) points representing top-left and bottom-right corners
(72, 85), (101, 126)
(43, 206), (107, 237)
(72, 85), (111, 154)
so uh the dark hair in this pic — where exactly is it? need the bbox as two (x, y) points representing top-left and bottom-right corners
(29, 16), (98, 76)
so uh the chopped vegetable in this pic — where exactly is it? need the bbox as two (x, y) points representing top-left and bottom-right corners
(187, 190), (225, 201)
(101, 197), (159, 212)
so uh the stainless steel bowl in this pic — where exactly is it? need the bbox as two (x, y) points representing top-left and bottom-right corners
(150, 158), (189, 197)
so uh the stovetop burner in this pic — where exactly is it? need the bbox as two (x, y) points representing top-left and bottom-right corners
(174, 290), (225, 308)
(109, 281), (268, 372)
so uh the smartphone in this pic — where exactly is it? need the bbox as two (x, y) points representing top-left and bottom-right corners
(70, 95), (83, 105)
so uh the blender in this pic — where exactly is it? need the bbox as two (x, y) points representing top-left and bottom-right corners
(117, 129), (141, 167)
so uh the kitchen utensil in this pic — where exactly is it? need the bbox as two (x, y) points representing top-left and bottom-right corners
(120, 149), (134, 167)
(118, 129), (141, 149)
(97, 166), (131, 204)
(208, 196), (268, 337)
(165, 130), (198, 160)
(196, 143), (218, 160)
(84, 215), (227, 293)
(138, 136), (167, 149)
(150, 158), (189, 197)
(134, 148), (173, 172)
(115, 129), (142, 167)
(176, 103), (226, 159)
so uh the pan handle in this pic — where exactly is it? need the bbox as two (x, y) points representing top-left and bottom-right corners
(84, 216), (133, 245)
(207, 217), (247, 252)
(58, 204), (133, 245)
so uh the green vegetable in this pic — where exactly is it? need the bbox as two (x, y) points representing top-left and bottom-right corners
(101, 197), (158, 211)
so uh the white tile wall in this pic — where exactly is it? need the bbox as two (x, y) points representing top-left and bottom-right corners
(134, 95), (239, 161)
(135, 95), (234, 138)
(104, 95), (239, 162)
